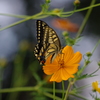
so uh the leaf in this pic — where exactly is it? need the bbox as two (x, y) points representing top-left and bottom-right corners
(76, 73), (97, 80)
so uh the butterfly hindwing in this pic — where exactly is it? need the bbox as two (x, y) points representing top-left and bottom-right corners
(34, 20), (61, 64)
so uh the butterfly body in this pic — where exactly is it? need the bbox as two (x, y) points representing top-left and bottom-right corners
(34, 20), (61, 64)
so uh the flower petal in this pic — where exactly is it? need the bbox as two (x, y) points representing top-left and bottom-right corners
(92, 81), (99, 90)
(50, 69), (62, 82)
(43, 65), (60, 75)
(61, 68), (74, 80)
(64, 64), (79, 74)
(50, 68), (74, 82)
(42, 45), (82, 83)
(62, 46), (74, 62)
(67, 52), (82, 64)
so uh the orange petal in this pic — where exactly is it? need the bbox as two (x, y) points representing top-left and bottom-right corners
(43, 65), (60, 75)
(52, 19), (79, 32)
(64, 64), (79, 74)
(67, 52), (82, 64)
(62, 46), (74, 62)
(50, 69), (62, 82)
(61, 68), (74, 80)
(50, 68), (74, 82)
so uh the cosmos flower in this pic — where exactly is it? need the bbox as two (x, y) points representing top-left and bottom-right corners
(92, 81), (100, 93)
(43, 46), (82, 82)
(52, 18), (79, 32)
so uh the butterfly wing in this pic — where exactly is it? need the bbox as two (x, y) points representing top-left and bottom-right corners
(34, 20), (61, 64)
(44, 26), (61, 62)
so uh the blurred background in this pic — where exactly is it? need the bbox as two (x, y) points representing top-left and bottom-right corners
(0, 0), (100, 100)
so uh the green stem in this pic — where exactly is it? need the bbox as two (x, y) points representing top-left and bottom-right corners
(91, 40), (100, 54)
(87, 39), (100, 62)
(71, 84), (90, 91)
(0, 3), (100, 19)
(43, 92), (62, 100)
(0, 13), (29, 18)
(0, 86), (38, 93)
(61, 3), (100, 15)
(64, 81), (72, 100)
(60, 6), (77, 17)
(90, 66), (100, 75)
(53, 82), (55, 100)
(33, 72), (41, 82)
(62, 81), (65, 99)
(0, 3), (99, 31)
(71, 93), (88, 100)
(0, 17), (31, 31)
(0, 12), (43, 31)
(0, 86), (65, 93)
(77, 39), (100, 78)
(75, 0), (96, 40)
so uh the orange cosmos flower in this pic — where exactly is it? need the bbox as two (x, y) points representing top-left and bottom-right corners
(43, 46), (82, 82)
(52, 19), (79, 32)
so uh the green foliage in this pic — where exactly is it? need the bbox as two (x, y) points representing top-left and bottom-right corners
(0, 0), (100, 100)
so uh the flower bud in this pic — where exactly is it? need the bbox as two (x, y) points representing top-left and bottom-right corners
(62, 31), (69, 37)
(74, 0), (80, 6)
(45, 0), (51, 3)
(98, 61), (100, 67)
(86, 60), (90, 65)
(86, 52), (92, 57)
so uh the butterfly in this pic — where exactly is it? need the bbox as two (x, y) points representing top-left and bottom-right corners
(34, 20), (61, 64)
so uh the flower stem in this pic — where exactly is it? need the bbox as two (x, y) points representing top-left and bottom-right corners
(61, 3), (100, 14)
(77, 39), (100, 78)
(71, 93), (88, 100)
(0, 86), (38, 93)
(75, 0), (96, 40)
(91, 39), (100, 54)
(64, 81), (72, 100)
(53, 82), (56, 100)
(62, 81), (65, 99)
(0, 11), (43, 31)
(43, 92), (62, 100)
(0, 13), (29, 18)
(0, 3), (100, 19)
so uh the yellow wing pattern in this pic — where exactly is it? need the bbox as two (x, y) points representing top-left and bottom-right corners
(34, 20), (61, 64)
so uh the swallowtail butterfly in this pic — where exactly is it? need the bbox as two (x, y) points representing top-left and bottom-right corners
(34, 20), (61, 64)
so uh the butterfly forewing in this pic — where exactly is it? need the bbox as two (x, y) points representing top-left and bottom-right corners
(34, 20), (61, 64)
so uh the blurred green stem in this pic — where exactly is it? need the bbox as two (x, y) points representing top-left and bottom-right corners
(78, 39), (100, 75)
(53, 82), (55, 100)
(0, 3), (100, 18)
(71, 93), (88, 100)
(0, 11), (44, 31)
(0, 3), (100, 31)
(64, 1), (97, 98)
(64, 81), (72, 100)
(0, 87), (37, 93)
(0, 87), (65, 93)
(43, 92), (62, 100)
(75, 0), (96, 40)
(62, 81), (65, 99)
